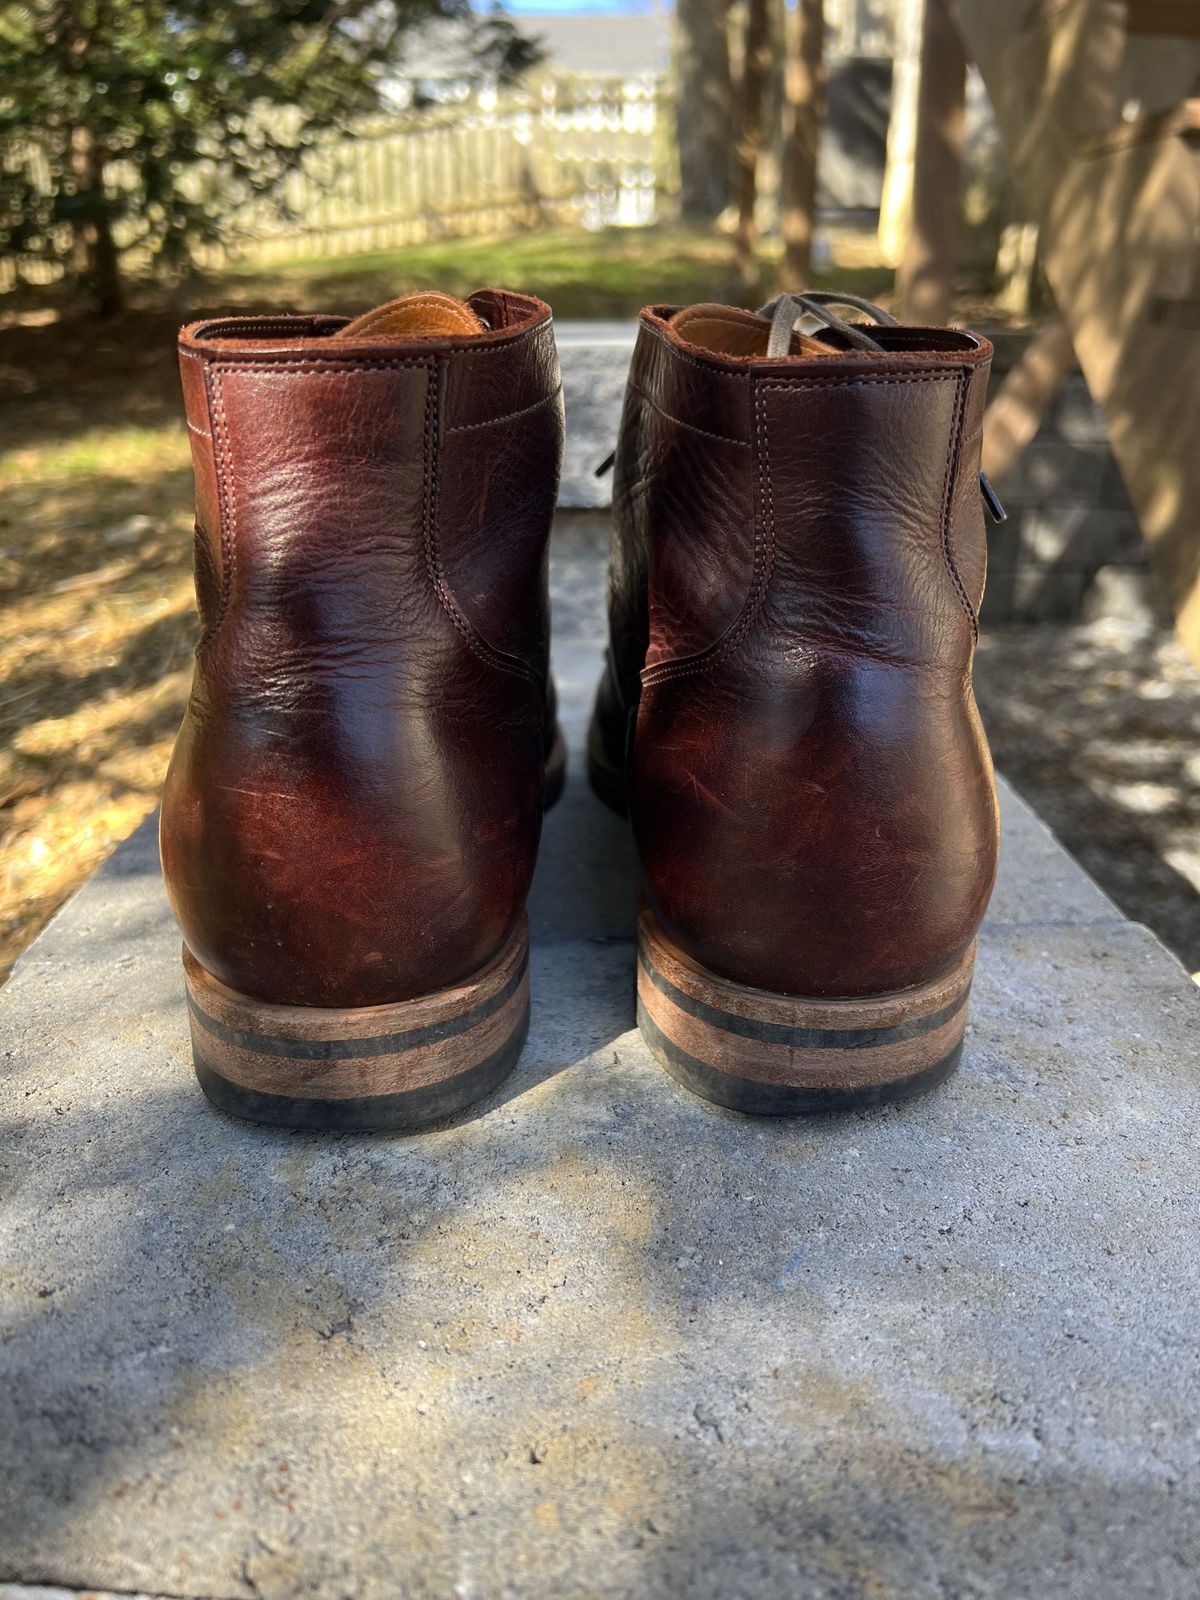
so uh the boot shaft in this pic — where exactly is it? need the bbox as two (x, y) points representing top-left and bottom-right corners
(608, 304), (992, 699)
(177, 293), (562, 686)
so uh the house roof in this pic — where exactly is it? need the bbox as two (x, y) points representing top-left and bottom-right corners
(399, 11), (668, 82)
(518, 13), (668, 76)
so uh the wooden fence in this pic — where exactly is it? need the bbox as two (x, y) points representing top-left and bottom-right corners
(203, 76), (674, 269)
(1, 74), (675, 292)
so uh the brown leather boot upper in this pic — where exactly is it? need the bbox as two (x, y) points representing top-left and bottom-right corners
(162, 289), (563, 1008)
(592, 300), (1000, 999)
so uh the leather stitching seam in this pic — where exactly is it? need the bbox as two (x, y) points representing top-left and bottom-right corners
(189, 318), (345, 341)
(940, 370), (978, 637)
(189, 317), (549, 357)
(640, 381), (774, 689)
(204, 358), (430, 374)
(203, 366), (236, 648)
(646, 324), (754, 383)
(757, 371), (964, 389)
(446, 383), (563, 433)
(626, 380), (749, 449)
(421, 365), (540, 686)
(640, 370), (965, 687)
(202, 357), (431, 650)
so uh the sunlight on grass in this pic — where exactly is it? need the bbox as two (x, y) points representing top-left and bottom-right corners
(218, 224), (893, 319)
(1, 423), (188, 485)
(0, 416), (195, 979)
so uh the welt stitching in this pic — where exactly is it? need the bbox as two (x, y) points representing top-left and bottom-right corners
(421, 365), (538, 685)
(640, 381), (774, 690)
(446, 383), (563, 433)
(940, 370), (978, 637)
(627, 380), (749, 449)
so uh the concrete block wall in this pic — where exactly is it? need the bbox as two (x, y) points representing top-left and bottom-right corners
(980, 330), (1157, 625)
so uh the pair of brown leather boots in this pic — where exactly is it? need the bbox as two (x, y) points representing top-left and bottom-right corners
(162, 287), (1000, 1131)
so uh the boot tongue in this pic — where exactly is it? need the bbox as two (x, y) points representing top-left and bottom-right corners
(670, 302), (833, 359)
(333, 291), (486, 340)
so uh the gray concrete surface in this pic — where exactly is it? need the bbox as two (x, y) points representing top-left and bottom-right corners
(2, 519), (1199, 1600)
(556, 322), (636, 508)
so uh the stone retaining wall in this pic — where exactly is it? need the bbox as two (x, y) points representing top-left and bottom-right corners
(981, 330), (1156, 625)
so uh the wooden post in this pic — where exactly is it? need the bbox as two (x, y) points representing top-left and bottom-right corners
(957, 0), (1200, 663)
(733, 0), (772, 290)
(896, 0), (967, 325)
(779, 0), (826, 292)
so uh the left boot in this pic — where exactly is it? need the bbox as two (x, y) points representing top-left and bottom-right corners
(590, 292), (1001, 1113)
(162, 288), (563, 1130)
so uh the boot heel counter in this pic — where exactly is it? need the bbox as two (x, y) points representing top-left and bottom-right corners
(634, 639), (1000, 999)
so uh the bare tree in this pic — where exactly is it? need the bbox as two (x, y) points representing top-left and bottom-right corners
(733, 0), (772, 288)
(675, 0), (734, 222)
(779, 0), (826, 290)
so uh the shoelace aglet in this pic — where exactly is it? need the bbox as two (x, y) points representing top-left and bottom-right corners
(980, 470), (1006, 525)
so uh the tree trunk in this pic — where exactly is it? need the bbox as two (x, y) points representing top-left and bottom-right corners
(895, 0), (966, 325)
(877, 0), (924, 267)
(68, 125), (123, 316)
(733, 0), (772, 289)
(68, 125), (92, 280)
(86, 139), (123, 317)
(675, 0), (734, 222)
(779, 0), (826, 291)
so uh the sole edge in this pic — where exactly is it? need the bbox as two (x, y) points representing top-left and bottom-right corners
(636, 909), (972, 1116)
(185, 917), (531, 1132)
(638, 998), (963, 1114)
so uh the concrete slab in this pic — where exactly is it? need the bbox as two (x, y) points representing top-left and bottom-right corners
(2, 521), (1198, 1600)
(555, 321), (635, 509)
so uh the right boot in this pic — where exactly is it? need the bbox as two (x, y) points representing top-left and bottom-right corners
(162, 289), (564, 1131)
(589, 291), (1001, 1114)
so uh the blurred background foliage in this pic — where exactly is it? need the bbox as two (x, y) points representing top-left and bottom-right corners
(0, 0), (539, 313)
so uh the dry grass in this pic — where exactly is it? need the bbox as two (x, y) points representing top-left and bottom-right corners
(0, 407), (197, 979)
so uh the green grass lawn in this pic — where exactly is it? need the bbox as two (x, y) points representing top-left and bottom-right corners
(206, 223), (894, 321)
